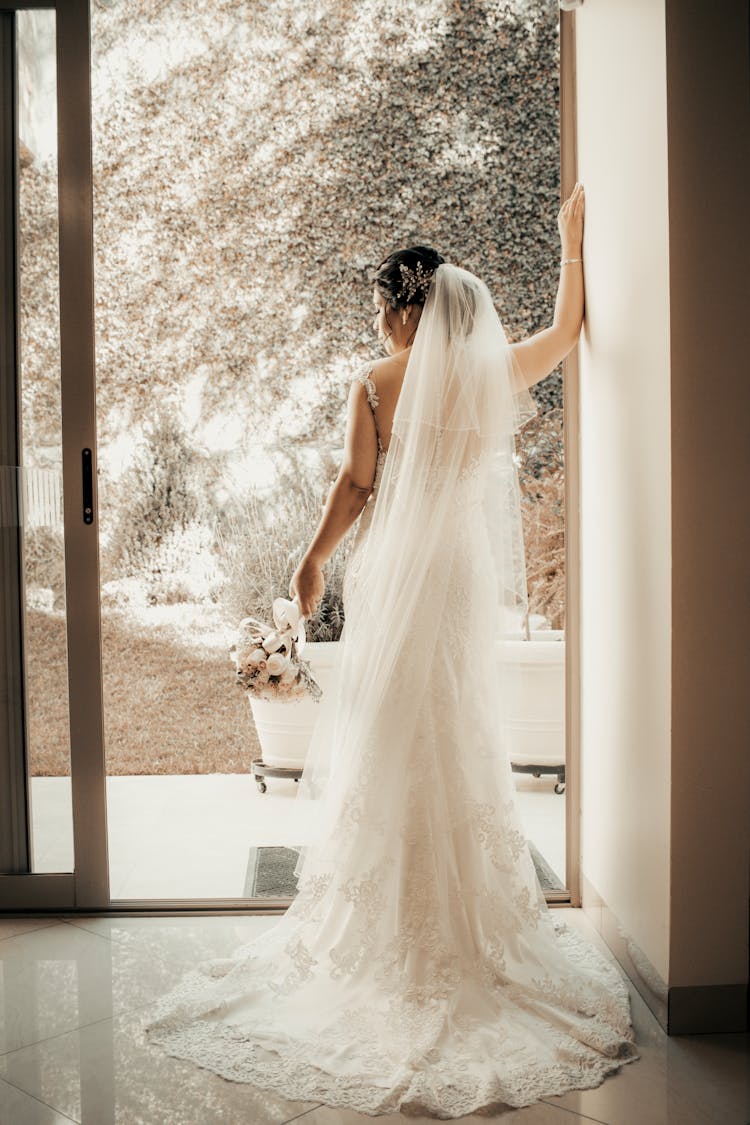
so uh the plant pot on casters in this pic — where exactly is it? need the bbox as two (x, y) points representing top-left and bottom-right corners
(250, 618), (565, 792)
(250, 640), (340, 791)
(497, 610), (566, 794)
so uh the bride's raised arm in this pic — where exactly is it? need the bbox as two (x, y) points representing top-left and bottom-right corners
(509, 182), (585, 391)
(289, 378), (378, 617)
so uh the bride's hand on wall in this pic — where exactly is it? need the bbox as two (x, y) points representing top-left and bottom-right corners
(558, 182), (584, 255)
(290, 556), (325, 620)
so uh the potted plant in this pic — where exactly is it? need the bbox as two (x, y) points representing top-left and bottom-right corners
(216, 478), (351, 773)
(499, 407), (567, 791)
(497, 610), (566, 793)
(218, 403), (566, 782)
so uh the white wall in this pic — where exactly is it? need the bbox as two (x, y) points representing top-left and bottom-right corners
(573, 0), (750, 1029)
(663, 0), (750, 1002)
(574, 0), (672, 983)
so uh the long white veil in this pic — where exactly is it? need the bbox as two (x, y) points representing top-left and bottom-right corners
(292, 263), (538, 874)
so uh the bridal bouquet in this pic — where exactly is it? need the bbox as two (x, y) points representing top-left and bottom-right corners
(229, 597), (322, 702)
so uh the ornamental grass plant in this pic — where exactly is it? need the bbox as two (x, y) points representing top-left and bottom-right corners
(216, 478), (354, 645)
(517, 407), (566, 631)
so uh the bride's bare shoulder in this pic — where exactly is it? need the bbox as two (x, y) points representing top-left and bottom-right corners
(368, 353), (409, 383)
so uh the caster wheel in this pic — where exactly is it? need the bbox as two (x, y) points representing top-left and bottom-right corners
(294, 777), (299, 783)
(554, 782), (565, 795)
(256, 780), (267, 794)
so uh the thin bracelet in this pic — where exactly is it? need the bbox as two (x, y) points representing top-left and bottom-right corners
(561, 257), (583, 265)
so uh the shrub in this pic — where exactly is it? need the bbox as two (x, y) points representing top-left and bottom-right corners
(22, 524), (66, 611)
(107, 412), (208, 602)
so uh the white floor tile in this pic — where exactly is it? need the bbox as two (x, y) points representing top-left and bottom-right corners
(0, 918), (59, 943)
(0, 1076), (78, 1124)
(31, 774), (566, 900)
(28, 778), (74, 875)
(60, 912), (283, 967)
(540, 1026), (750, 1125)
(286, 1100), (604, 1123)
(539, 912), (750, 1125)
(0, 1007), (321, 1125)
(1, 908), (747, 1125)
(0, 921), (197, 1055)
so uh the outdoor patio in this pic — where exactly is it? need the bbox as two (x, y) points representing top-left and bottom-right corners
(29, 772), (566, 900)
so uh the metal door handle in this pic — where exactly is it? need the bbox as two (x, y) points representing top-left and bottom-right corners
(82, 447), (94, 524)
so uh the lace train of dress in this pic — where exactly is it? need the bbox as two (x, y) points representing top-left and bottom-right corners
(140, 428), (640, 1117)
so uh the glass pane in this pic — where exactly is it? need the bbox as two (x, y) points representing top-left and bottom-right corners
(90, 0), (565, 900)
(16, 8), (74, 873)
(514, 405), (567, 889)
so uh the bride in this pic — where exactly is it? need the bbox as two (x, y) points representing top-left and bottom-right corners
(142, 182), (640, 1117)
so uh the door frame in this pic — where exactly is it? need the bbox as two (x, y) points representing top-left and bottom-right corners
(0, 0), (107, 911)
(0, 2), (581, 914)
(560, 7), (582, 908)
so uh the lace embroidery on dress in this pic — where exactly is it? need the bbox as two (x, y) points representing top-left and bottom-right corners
(353, 365), (380, 411)
(353, 366), (385, 454)
(341, 366), (388, 607)
(140, 362), (641, 1119)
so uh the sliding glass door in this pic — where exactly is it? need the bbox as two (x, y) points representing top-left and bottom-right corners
(1, 0), (108, 910)
(0, 0), (313, 910)
(1, 0), (579, 913)
(1, 4), (74, 880)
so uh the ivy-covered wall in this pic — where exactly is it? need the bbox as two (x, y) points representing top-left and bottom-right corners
(21, 0), (561, 486)
(18, 1), (566, 775)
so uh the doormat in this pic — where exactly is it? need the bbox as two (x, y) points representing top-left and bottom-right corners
(244, 841), (564, 898)
(526, 840), (565, 892)
(244, 846), (302, 898)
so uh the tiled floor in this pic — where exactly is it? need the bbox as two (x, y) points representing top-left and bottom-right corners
(30, 773), (566, 900)
(0, 908), (747, 1125)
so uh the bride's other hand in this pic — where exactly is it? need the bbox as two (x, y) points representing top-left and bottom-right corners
(557, 181), (584, 254)
(509, 182), (585, 391)
(290, 556), (325, 619)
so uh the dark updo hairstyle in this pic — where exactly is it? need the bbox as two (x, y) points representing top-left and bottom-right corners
(373, 245), (445, 310)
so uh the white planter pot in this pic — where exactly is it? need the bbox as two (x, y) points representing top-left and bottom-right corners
(496, 629), (566, 782)
(250, 633), (565, 780)
(249, 641), (340, 769)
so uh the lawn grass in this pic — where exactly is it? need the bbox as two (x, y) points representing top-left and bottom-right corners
(26, 604), (260, 776)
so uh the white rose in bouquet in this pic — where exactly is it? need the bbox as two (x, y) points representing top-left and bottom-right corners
(266, 652), (289, 676)
(262, 631), (286, 654)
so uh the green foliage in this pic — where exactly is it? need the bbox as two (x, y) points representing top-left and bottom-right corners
(108, 412), (208, 601)
(216, 478), (353, 643)
(518, 407), (566, 630)
(84, 0), (560, 447)
(18, 0), (564, 618)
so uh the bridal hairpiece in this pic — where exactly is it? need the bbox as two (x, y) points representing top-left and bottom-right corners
(397, 260), (434, 304)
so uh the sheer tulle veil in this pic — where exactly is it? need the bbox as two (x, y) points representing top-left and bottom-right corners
(292, 262), (539, 874)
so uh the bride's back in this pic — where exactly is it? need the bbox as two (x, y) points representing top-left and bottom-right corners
(366, 351), (411, 453)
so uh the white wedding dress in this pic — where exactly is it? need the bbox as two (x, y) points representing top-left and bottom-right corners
(141, 269), (640, 1118)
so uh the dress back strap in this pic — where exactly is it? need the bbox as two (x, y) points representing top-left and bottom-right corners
(353, 367), (384, 453)
(354, 367), (379, 411)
